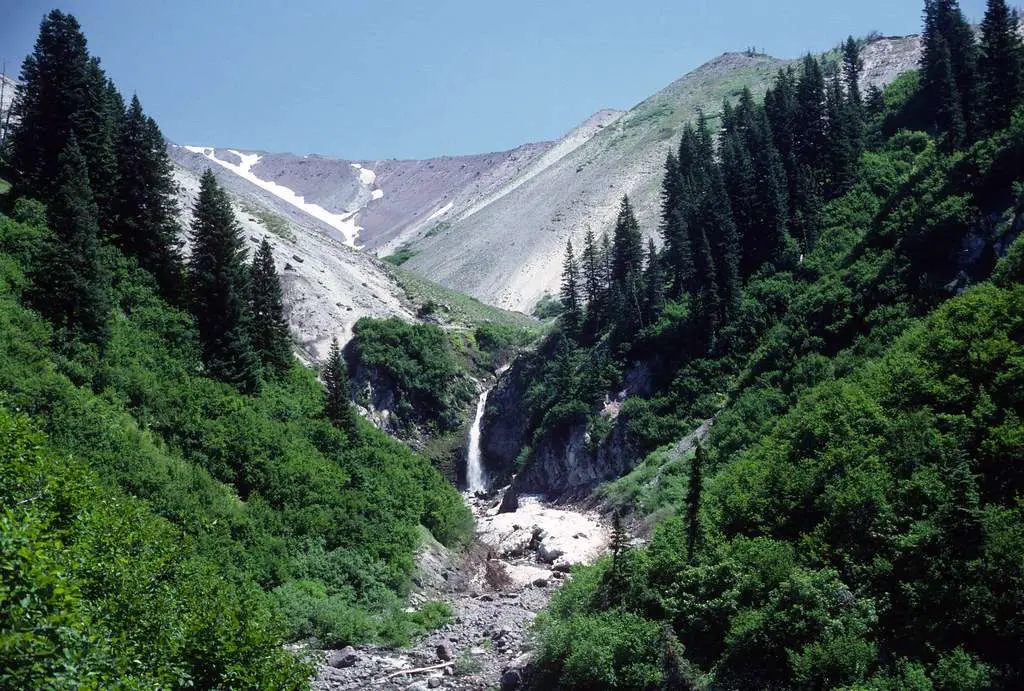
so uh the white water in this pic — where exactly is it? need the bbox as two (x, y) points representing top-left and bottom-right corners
(465, 389), (490, 492)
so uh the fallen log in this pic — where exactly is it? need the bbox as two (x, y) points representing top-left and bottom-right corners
(374, 660), (455, 683)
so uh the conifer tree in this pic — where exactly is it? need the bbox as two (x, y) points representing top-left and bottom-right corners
(560, 238), (582, 337)
(794, 55), (827, 172)
(32, 135), (111, 347)
(643, 237), (666, 322)
(249, 238), (293, 378)
(187, 169), (260, 394)
(113, 95), (185, 302)
(581, 229), (601, 306)
(692, 227), (720, 353)
(686, 442), (706, 562)
(611, 196), (646, 337)
(826, 69), (858, 196)
(921, 0), (978, 145)
(323, 336), (358, 437)
(978, 0), (1024, 135)
(611, 196), (645, 287)
(9, 11), (94, 203)
(842, 37), (864, 107)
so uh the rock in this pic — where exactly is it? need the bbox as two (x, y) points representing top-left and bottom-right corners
(498, 486), (519, 513)
(428, 677), (443, 688)
(477, 593), (494, 602)
(405, 682), (430, 691)
(435, 642), (455, 661)
(532, 577), (549, 588)
(500, 669), (523, 690)
(552, 561), (573, 573)
(537, 542), (565, 563)
(325, 645), (358, 668)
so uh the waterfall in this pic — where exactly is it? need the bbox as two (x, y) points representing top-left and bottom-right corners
(465, 388), (490, 492)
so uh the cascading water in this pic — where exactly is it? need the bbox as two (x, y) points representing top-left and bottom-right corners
(465, 388), (490, 492)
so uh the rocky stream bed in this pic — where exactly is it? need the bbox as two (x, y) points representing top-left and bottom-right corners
(311, 489), (610, 690)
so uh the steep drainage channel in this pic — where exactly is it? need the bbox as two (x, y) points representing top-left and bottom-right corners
(313, 387), (610, 689)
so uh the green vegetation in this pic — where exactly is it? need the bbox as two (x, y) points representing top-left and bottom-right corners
(240, 199), (295, 241)
(389, 263), (542, 332)
(525, 3), (1024, 687)
(348, 316), (476, 433)
(382, 245), (418, 266)
(0, 10), (471, 687)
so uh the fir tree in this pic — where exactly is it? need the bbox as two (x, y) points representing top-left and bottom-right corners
(581, 228), (601, 307)
(643, 237), (666, 322)
(921, 0), (978, 145)
(187, 169), (260, 394)
(794, 55), (827, 172)
(611, 196), (645, 287)
(9, 10), (94, 203)
(977, 0), (1024, 135)
(842, 37), (864, 107)
(560, 238), (582, 337)
(686, 442), (706, 562)
(323, 336), (358, 437)
(113, 95), (185, 302)
(249, 239), (293, 378)
(31, 135), (111, 347)
(826, 69), (858, 196)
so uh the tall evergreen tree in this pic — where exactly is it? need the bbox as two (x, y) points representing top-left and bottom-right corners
(611, 196), (646, 337)
(921, 0), (978, 145)
(560, 238), (582, 337)
(31, 135), (111, 346)
(842, 37), (864, 107)
(826, 69), (858, 196)
(977, 0), (1024, 135)
(580, 228), (601, 307)
(323, 336), (358, 437)
(686, 442), (706, 562)
(249, 239), (293, 378)
(794, 55), (828, 172)
(8, 11), (119, 224)
(113, 95), (185, 302)
(187, 169), (260, 394)
(643, 237), (666, 323)
(9, 10), (93, 203)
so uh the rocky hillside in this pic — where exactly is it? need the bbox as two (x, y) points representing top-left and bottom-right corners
(169, 35), (921, 314)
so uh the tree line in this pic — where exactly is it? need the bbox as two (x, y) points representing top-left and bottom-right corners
(3, 9), (356, 418)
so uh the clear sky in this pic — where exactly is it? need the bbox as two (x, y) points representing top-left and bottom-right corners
(0, 0), (990, 160)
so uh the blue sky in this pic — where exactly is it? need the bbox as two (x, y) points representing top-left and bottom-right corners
(1, 1), (989, 160)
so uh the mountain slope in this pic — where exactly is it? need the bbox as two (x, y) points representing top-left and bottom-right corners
(405, 36), (921, 311)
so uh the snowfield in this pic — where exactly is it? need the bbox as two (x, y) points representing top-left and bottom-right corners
(184, 146), (365, 248)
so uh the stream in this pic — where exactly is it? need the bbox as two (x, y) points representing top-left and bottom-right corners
(313, 385), (610, 690)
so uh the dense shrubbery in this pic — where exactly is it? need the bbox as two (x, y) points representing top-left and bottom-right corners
(0, 205), (471, 684)
(529, 5), (1024, 686)
(348, 316), (476, 432)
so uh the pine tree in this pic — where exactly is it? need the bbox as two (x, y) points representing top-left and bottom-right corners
(611, 196), (645, 287)
(581, 228), (601, 306)
(9, 10), (94, 203)
(113, 95), (185, 302)
(795, 55), (827, 172)
(643, 237), (666, 322)
(250, 239), (293, 378)
(187, 169), (260, 394)
(921, 0), (978, 145)
(686, 442), (706, 562)
(978, 0), (1024, 135)
(842, 37), (864, 107)
(31, 135), (111, 346)
(826, 69), (858, 196)
(560, 238), (582, 337)
(323, 336), (358, 437)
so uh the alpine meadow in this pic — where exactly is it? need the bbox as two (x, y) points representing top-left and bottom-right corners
(1, 1), (1023, 690)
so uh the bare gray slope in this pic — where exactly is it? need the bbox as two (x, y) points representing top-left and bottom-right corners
(404, 36), (922, 312)
(171, 146), (416, 359)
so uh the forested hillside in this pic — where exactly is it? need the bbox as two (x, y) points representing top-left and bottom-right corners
(497, 0), (1024, 687)
(0, 11), (470, 688)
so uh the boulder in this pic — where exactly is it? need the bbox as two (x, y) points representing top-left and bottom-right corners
(435, 642), (455, 661)
(325, 645), (358, 668)
(500, 669), (524, 690)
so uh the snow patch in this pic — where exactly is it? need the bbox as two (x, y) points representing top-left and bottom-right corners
(350, 162), (377, 186)
(426, 202), (453, 222)
(371, 189), (384, 200)
(184, 146), (362, 248)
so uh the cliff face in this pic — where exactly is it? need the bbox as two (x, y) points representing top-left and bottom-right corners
(479, 357), (532, 487)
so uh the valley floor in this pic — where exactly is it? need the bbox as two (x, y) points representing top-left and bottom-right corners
(313, 491), (609, 690)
